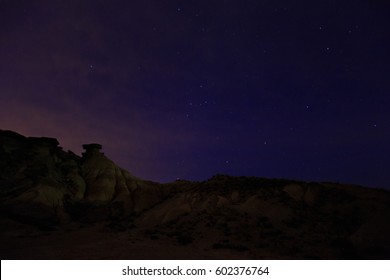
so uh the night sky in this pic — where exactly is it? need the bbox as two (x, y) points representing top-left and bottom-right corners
(1, 0), (389, 189)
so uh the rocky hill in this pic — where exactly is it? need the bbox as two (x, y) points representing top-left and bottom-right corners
(0, 129), (389, 259)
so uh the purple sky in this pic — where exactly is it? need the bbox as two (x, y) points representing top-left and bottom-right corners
(1, 0), (389, 188)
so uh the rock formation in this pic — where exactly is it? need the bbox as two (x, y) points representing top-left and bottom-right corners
(1, 129), (389, 260)
(0, 130), (165, 224)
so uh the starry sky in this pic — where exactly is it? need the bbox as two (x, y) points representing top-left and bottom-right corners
(1, 0), (389, 189)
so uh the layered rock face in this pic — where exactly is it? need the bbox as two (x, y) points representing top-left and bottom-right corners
(1, 130), (390, 259)
(0, 130), (164, 224)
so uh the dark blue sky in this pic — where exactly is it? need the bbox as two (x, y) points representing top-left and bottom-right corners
(1, 0), (389, 188)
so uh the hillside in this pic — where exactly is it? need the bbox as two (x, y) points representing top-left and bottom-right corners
(0, 130), (389, 259)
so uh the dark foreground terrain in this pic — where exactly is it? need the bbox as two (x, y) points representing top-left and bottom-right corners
(1, 130), (389, 259)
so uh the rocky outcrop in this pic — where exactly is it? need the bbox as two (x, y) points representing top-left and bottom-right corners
(0, 130), (73, 224)
(1, 130), (390, 259)
(0, 130), (30, 154)
(0, 130), (165, 224)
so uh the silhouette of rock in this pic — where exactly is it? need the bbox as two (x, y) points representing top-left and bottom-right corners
(1, 129), (389, 260)
(82, 143), (103, 157)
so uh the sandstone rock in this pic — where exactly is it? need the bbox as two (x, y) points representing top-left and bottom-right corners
(2, 130), (390, 260)
(82, 153), (117, 202)
(66, 171), (86, 200)
(28, 137), (59, 157)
